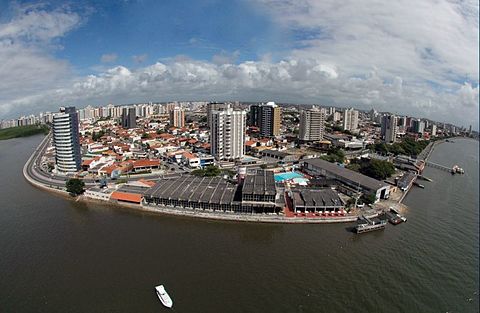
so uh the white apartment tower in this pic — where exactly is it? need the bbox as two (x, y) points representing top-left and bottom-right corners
(210, 108), (246, 161)
(342, 108), (359, 131)
(299, 108), (326, 141)
(52, 107), (81, 173)
(169, 107), (185, 128)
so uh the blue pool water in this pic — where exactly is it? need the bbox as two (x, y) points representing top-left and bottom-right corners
(274, 172), (305, 182)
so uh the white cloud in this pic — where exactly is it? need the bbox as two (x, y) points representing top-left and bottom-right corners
(0, 1), (478, 129)
(100, 53), (118, 63)
(0, 4), (82, 116)
(4, 58), (478, 128)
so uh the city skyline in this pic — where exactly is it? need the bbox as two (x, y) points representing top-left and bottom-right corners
(0, 0), (478, 129)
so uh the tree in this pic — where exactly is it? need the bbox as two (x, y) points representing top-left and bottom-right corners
(361, 193), (376, 205)
(360, 159), (395, 180)
(66, 178), (85, 196)
(92, 130), (105, 141)
(191, 165), (222, 177)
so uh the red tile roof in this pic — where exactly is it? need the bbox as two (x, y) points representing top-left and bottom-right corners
(132, 159), (160, 168)
(111, 191), (142, 203)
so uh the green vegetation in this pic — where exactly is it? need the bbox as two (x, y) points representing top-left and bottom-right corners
(361, 193), (376, 205)
(370, 137), (429, 156)
(0, 125), (49, 140)
(191, 165), (222, 177)
(92, 130), (105, 141)
(347, 158), (395, 180)
(320, 147), (345, 164)
(66, 178), (85, 195)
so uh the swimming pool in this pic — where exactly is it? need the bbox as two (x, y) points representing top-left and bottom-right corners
(274, 171), (305, 182)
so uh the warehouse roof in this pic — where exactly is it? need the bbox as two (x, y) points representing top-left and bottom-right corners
(303, 158), (389, 191)
(291, 188), (344, 208)
(242, 170), (276, 196)
(144, 176), (236, 205)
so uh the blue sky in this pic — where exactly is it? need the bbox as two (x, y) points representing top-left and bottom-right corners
(30, 0), (285, 71)
(0, 0), (478, 128)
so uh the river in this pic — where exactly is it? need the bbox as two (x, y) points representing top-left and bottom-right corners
(0, 135), (478, 312)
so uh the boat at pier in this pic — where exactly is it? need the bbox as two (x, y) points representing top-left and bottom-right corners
(355, 215), (387, 233)
(387, 207), (407, 224)
(451, 165), (465, 174)
(155, 285), (173, 308)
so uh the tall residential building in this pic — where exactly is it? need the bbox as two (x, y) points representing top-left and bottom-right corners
(431, 124), (437, 136)
(342, 108), (359, 131)
(299, 108), (326, 141)
(210, 108), (246, 161)
(412, 119), (425, 134)
(121, 107), (136, 129)
(381, 114), (398, 143)
(169, 107), (185, 128)
(207, 102), (230, 129)
(249, 102), (281, 137)
(52, 107), (81, 173)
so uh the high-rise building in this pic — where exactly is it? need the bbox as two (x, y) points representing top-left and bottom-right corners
(207, 102), (230, 129)
(52, 107), (81, 173)
(169, 107), (185, 128)
(431, 124), (437, 136)
(342, 108), (359, 131)
(381, 114), (398, 143)
(249, 102), (281, 137)
(412, 119), (425, 134)
(210, 108), (246, 161)
(121, 107), (136, 129)
(299, 108), (325, 141)
(369, 108), (378, 121)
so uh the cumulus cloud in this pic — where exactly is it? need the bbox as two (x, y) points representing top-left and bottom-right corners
(4, 58), (478, 127)
(100, 53), (118, 63)
(0, 4), (82, 116)
(0, 1), (478, 129)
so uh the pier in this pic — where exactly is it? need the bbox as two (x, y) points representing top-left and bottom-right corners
(424, 161), (454, 172)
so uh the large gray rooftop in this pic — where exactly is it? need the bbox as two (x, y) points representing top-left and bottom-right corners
(303, 158), (389, 191)
(242, 170), (276, 196)
(144, 176), (236, 205)
(291, 188), (344, 208)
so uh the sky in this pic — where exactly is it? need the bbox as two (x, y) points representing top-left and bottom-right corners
(0, 0), (478, 128)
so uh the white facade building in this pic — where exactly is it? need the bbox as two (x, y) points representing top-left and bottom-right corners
(210, 108), (246, 160)
(342, 108), (359, 131)
(52, 107), (81, 173)
(299, 108), (326, 141)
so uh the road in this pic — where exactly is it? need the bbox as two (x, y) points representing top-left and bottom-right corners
(24, 132), (190, 191)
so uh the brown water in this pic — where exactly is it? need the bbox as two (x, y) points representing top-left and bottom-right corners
(0, 135), (478, 312)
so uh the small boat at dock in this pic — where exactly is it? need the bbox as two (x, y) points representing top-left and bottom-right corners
(155, 285), (173, 308)
(389, 207), (407, 223)
(355, 215), (387, 233)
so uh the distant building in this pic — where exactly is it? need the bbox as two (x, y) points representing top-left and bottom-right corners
(121, 107), (136, 129)
(342, 108), (359, 131)
(431, 124), (437, 136)
(52, 107), (81, 173)
(249, 102), (281, 137)
(381, 114), (397, 143)
(412, 119), (425, 134)
(299, 108), (325, 141)
(169, 107), (185, 128)
(210, 107), (246, 160)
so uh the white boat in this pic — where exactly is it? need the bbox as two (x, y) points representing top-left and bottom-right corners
(155, 285), (173, 308)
